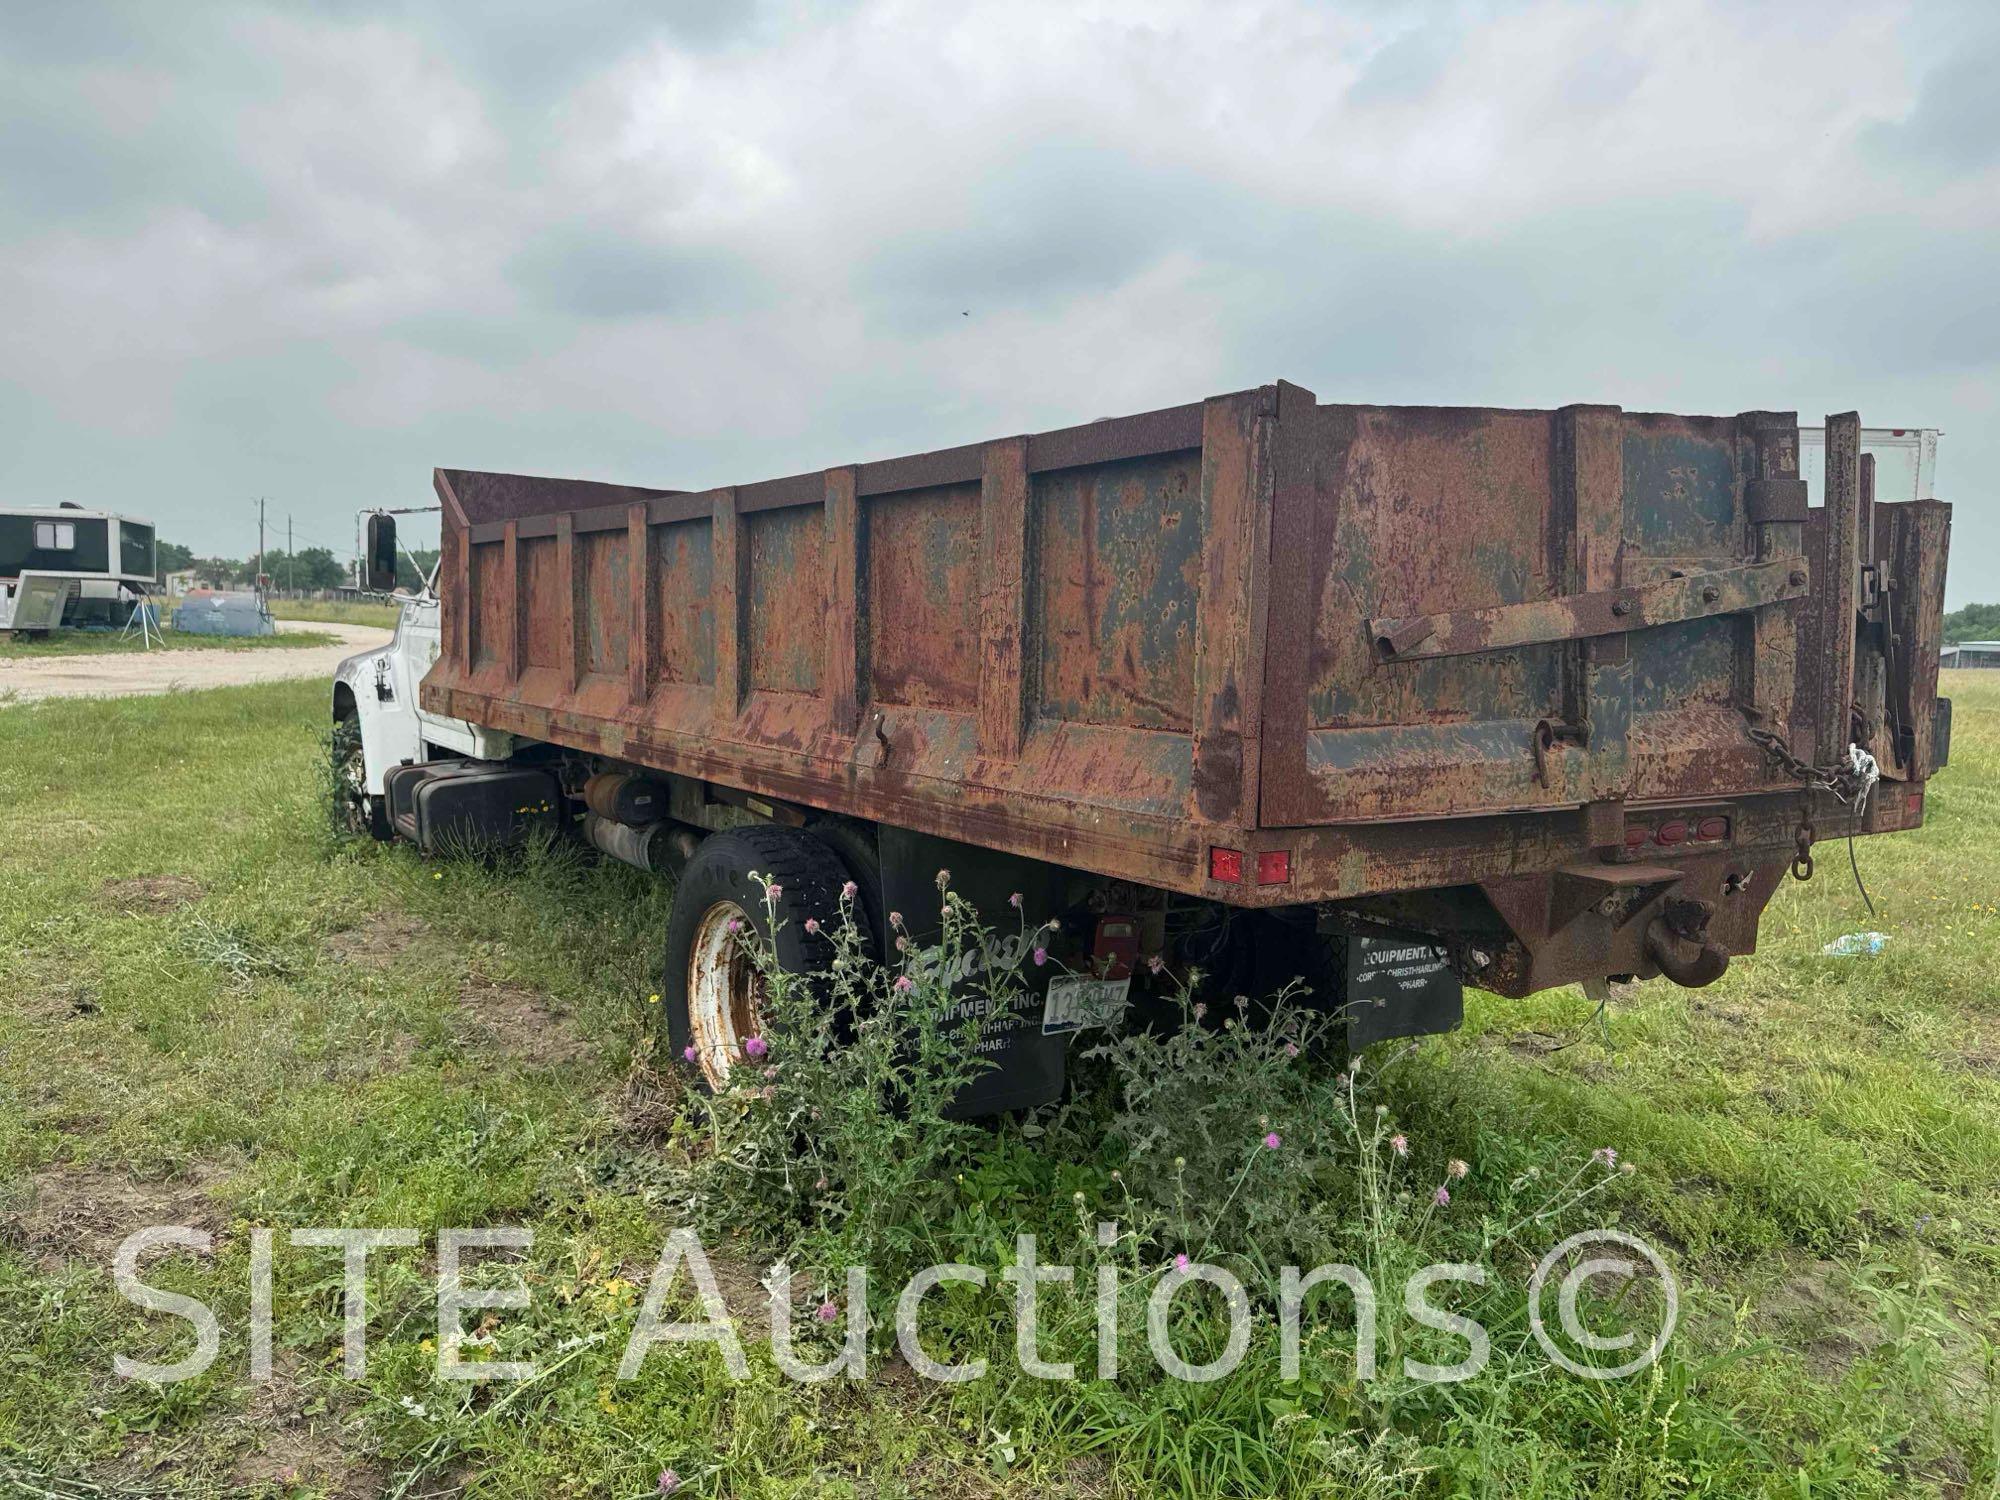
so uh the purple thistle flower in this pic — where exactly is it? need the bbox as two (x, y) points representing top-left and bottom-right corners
(1390, 1133), (1409, 1157)
(743, 1035), (768, 1060)
(682, 1045), (698, 1064)
(657, 1469), (680, 1494)
(841, 879), (858, 900)
(894, 975), (914, 993)
(816, 1300), (838, 1323)
(935, 868), (951, 890)
(1147, 954), (1165, 975)
(1009, 891), (1023, 909)
(804, 917), (820, 935)
(724, 916), (742, 934)
(889, 910), (903, 927)
(1593, 1147), (1618, 1168)
(1032, 946), (1048, 966)
(1173, 1253), (1190, 1273)
(1192, 1001), (1207, 1020)
(766, 883), (783, 900)
(1434, 1185), (1451, 1207)
(1284, 1041), (1300, 1058)
(1263, 1132), (1282, 1150)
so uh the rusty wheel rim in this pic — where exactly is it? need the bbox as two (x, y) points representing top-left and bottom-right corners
(687, 899), (763, 1089)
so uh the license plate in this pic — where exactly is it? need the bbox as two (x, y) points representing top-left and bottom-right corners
(1041, 974), (1130, 1035)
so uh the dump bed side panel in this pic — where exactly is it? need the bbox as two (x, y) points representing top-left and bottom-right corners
(424, 395), (1271, 897)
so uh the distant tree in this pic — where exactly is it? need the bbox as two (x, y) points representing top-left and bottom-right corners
(395, 548), (441, 591)
(291, 546), (345, 589)
(1943, 602), (2000, 643)
(191, 555), (245, 587)
(156, 539), (194, 577)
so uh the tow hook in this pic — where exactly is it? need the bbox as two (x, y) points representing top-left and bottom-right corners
(1645, 897), (1728, 988)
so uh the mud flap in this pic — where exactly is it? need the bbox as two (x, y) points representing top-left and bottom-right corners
(1340, 935), (1464, 1050)
(879, 827), (1068, 1118)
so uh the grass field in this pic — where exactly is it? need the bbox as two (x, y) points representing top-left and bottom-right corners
(0, 628), (337, 659)
(0, 675), (1993, 1498)
(266, 598), (402, 629)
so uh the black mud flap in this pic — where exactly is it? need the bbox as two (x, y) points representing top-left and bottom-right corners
(1341, 935), (1464, 1050)
(879, 827), (1068, 1118)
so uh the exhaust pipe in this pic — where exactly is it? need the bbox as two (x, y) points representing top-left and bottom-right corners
(583, 813), (700, 875)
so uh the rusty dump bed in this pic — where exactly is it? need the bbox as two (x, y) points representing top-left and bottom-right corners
(421, 381), (1949, 914)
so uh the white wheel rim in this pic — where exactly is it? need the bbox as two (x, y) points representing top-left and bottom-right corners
(687, 899), (762, 1089)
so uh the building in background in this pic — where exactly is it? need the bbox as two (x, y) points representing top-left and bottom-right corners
(1940, 641), (2000, 669)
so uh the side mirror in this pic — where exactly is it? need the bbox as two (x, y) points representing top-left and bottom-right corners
(364, 513), (398, 592)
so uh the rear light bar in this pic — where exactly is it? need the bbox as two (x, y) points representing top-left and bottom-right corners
(1208, 847), (1293, 885)
(1625, 814), (1730, 851)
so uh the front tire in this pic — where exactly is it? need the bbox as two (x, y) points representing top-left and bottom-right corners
(661, 826), (856, 1092)
(332, 710), (389, 840)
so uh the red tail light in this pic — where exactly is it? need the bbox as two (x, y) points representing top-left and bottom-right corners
(1654, 819), (1688, 846)
(1209, 847), (1243, 883)
(1694, 815), (1730, 841)
(1256, 850), (1291, 885)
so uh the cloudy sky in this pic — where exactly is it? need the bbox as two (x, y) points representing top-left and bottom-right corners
(1, 0), (1993, 603)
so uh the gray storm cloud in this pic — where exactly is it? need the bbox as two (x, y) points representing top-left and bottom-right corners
(0, 0), (1991, 601)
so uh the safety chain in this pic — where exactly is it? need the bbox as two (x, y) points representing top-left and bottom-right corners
(1744, 725), (1880, 885)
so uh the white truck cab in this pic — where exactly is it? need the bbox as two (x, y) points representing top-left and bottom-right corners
(331, 593), (513, 835)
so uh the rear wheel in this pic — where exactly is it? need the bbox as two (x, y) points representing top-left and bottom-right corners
(662, 826), (857, 1092)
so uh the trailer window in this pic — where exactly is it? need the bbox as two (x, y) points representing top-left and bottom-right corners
(34, 521), (75, 550)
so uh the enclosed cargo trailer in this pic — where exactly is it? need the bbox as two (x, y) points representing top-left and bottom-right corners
(337, 381), (1951, 1107)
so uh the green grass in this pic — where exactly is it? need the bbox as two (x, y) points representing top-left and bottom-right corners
(0, 628), (338, 659)
(0, 675), (1994, 1497)
(266, 598), (402, 628)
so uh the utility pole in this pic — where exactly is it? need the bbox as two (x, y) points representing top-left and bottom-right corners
(287, 514), (294, 594)
(256, 497), (266, 597)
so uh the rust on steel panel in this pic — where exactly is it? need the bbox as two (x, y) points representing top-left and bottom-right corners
(745, 505), (825, 695)
(1031, 448), (1204, 732)
(869, 481), (982, 710)
(520, 535), (562, 672)
(578, 523), (631, 681)
(1189, 386), (1277, 826)
(421, 382), (1944, 909)
(823, 467), (862, 732)
(977, 439), (1030, 761)
(1367, 562), (1807, 663)
(650, 516), (716, 687)
(470, 539), (506, 669)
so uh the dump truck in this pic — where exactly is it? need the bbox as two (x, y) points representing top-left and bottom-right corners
(332, 382), (1952, 1113)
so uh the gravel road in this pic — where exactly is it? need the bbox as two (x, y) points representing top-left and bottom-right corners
(0, 623), (393, 705)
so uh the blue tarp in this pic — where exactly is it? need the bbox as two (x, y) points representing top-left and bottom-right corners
(172, 591), (275, 637)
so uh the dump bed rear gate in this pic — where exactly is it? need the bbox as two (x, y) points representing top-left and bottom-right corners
(1258, 391), (1820, 824)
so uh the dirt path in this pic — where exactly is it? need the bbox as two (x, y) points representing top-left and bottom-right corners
(0, 623), (393, 704)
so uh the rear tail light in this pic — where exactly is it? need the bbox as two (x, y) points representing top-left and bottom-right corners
(1624, 814), (1731, 850)
(1208, 847), (1244, 883)
(1256, 850), (1291, 886)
